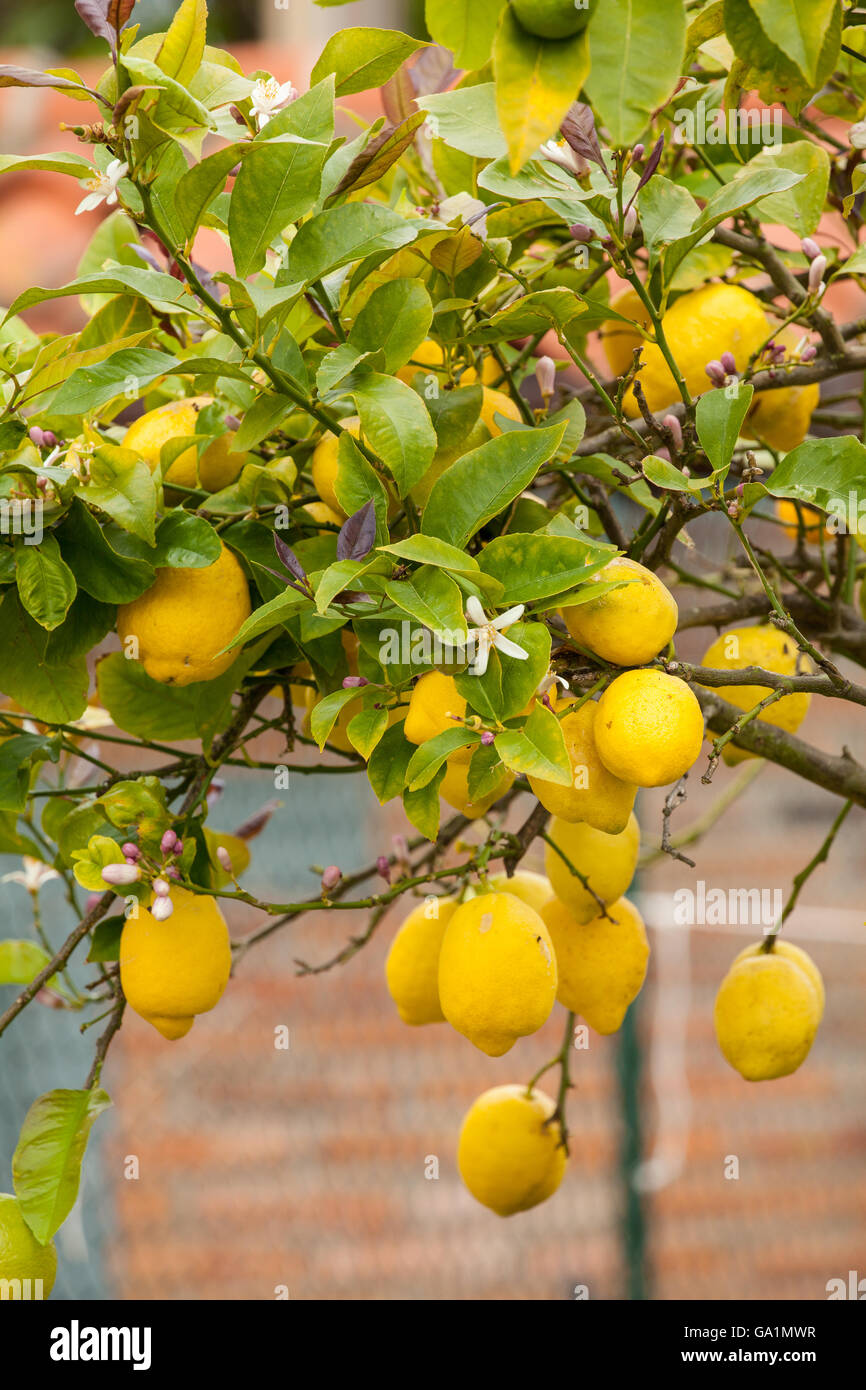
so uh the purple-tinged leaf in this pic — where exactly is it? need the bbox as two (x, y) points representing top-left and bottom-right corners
(410, 46), (459, 97)
(561, 102), (608, 176)
(131, 244), (164, 273)
(274, 533), (308, 586)
(75, 0), (136, 56)
(336, 500), (376, 562)
(381, 65), (415, 126)
(634, 135), (665, 196)
(0, 65), (96, 93)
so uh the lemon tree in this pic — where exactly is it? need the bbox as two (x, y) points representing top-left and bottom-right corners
(0, 0), (864, 1258)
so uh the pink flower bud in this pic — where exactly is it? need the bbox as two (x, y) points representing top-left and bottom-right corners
(705, 359), (726, 387)
(536, 355), (556, 398)
(224, 414), (241, 431)
(101, 862), (141, 886)
(654, 446), (671, 462)
(151, 895), (174, 921)
(124, 856), (138, 866)
(569, 223), (594, 243)
(36, 476), (49, 491)
(662, 414), (682, 449)
(42, 431), (57, 448)
(623, 206), (638, 238)
(173, 840), (183, 856)
(801, 237), (821, 261)
(727, 502), (740, 518)
(736, 482), (745, 497)
(152, 877), (171, 897)
(165, 865), (181, 881)
(376, 855), (391, 883)
(28, 426), (45, 448)
(720, 351), (737, 376)
(631, 143), (645, 162)
(808, 255), (827, 294)
(122, 842), (140, 860)
(160, 829), (178, 854)
(216, 846), (233, 873)
(230, 104), (247, 126)
(392, 835), (409, 862)
(321, 865), (341, 892)
(342, 675), (368, 688)
(480, 730), (495, 745)
(800, 343), (817, 362)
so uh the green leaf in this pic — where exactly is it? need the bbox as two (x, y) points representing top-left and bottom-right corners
(586, 0), (687, 145)
(382, 567), (468, 644)
(152, 511), (222, 568)
(748, 0), (839, 84)
(346, 705), (389, 759)
(494, 8), (591, 173)
(418, 84), (506, 160)
(13, 1088), (112, 1245)
(425, 0), (504, 69)
(695, 384), (755, 475)
(402, 765), (445, 838)
(465, 287), (586, 343)
(367, 720), (414, 803)
(748, 140), (830, 236)
(0, 734), (56, 812)
(50, 348), (179, 415)
(352, 374), (437, 496)
(174, 141), (249, 247)
(641, 454), (700, 493)
(311, 27), (425, 97)
(763, 436), (866, 505)
(87, 916), (125, 964)
(638, 175), (700, 267)
(494, 702), (571, 784)
(0, 151), (94, 179)
(334, 432), (391, 535)
(231, 393), (293, 452)
(156, 0), (207, 87)
(478, 533), (603, 604)
(315, 557), (379, 615)
(405, 727), (482, 791)
(14, 535), (77, 632)
(309, 686), (365, 749)
(285, 203), (422, 285)
(723, 0), (842, 114)
(96, 650), (237, 742)
(84, 446), (158, 545)
(229, 80), (334, 278)
(4, 268), (195, 323)
(422, 423), (567, 548)
(455, 620), (551, 721)
(662, 160), (803, 281)
(348, 279), (433, 375)
(379, 535), (480, 572)
(0, 940), (53, 986)
(0, 592), (89, 723)
(56, 500), (154, 604)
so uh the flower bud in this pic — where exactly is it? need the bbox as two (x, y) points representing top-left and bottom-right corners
(229, 104), (247, 126)
(321, 865), (341, 893)
(42, 431), (57, 448)
(165, 865), (181, 881)
(152, 877), (171, 897)
(800, 343), (817, 362)
(631, 143), (645, 163)
(654, 446), (671, 462)
(224, 414), (241, 431)
(160, 828), (178, 854)
(480, 730), (495, 746)
(569, 223), (594, 243)
(122, 842), (140, 860)
(808, 255), (827, 294)
(173, 840), (183, 856)
(216, 846), (233, 873)
(376, 855), (391, 883)
(705, 359), (726, 387)
(720, 351), (737, 376)
(28, 426), (45, 448)
(623, 206), (638, 238)
(151, 895), (174, 921)
(535, 355), (556, 399)
(662, 414), (683, 449)
(101, 862), (141, 886)
(801, 237), (821, 261)
(342, 675), (369, 688)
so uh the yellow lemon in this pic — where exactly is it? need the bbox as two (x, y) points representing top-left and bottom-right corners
(123, 396), (247, 491)
(439, 757), (514, 819)
(528, 699), (637, 832)
(0, 1193), (57, 1295)
(544, 811), (640, 923)
(774, 498), (831, 543)
(438, 892), (557, 1055)
(542, 894), (649, 1034)
(116, 541), (251, 687)
(731, 940), (824, 1021)
(601, 285), (651, 377)
(404, 671), (471, 761)
(561, 557), (678, 666)
(300, 500), (343, 527)
(385, 895), (458, 1026)
(714, 949), (821, 1080)
(462, 355), (507, 390)
(310, 415), (361, 517)
(119, 887), (232, 1040)
(699, 625), (811, 764)
(623, 283), (769, 417)
(594, 670), (704, 787)
(487, 869), (553, 915)
(396, 338), (447, 385)
(480, 387), (522, 436)
(457, 1085), (566, 1216)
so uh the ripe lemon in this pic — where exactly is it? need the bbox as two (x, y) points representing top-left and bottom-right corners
(731, 940), (824, 1021)
(561, 557), (678, 666)
(528, 700), (637, 832)
(457, 1085), (566, 1216)
(439, 757), (514, 819)
(480, 387), (522, 436)
(310, 415), (360, 517)
(774, 499), (831, 543)
(404, 671), (471, 761)
(122, 396), (247, 491)
(119, 887), (232, 1040)
(0, 1193), (57, 1295)
(396, 338), (447, 385)
(544, 811), (640, 923)
(699, 625), (811, 764)
(300, 500), (343, 527)
(487, 869), (553, 914)
(385, 895), (458, 1026)
(623, 284), (769, 416)
(438, 892), (557, 1055)
(542, 894), (649, 1034)
(512, 0), (597, 39)
(601, 285), (650, 377)
(594, 670), (704, 787)
(116, 542), (251, 686)
(462, 355), (507, 391)
(714, 947), (822, 1080)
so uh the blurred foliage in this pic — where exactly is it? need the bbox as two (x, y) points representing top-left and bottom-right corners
(0, 0), (259, 50)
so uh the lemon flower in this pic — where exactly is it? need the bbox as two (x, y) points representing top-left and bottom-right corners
(461, 596), (528, 676)
(74, 158), (128, 215)
(250, 76), (298, 130)
(1, 857), (59, 893)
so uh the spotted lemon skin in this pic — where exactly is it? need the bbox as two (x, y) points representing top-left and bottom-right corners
(594, 670), (704, 787)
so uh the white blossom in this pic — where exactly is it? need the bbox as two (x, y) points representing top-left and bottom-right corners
(1, 857), (59, 893)
(74, 158), (128, 215)
(250, 77), (298, 130)
(460, 596), (528, 677)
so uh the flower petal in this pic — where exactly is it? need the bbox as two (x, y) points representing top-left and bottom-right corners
(492, 634), (529, 661)
(465, 595), (486, 627)
(491, 604), (525, 630)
